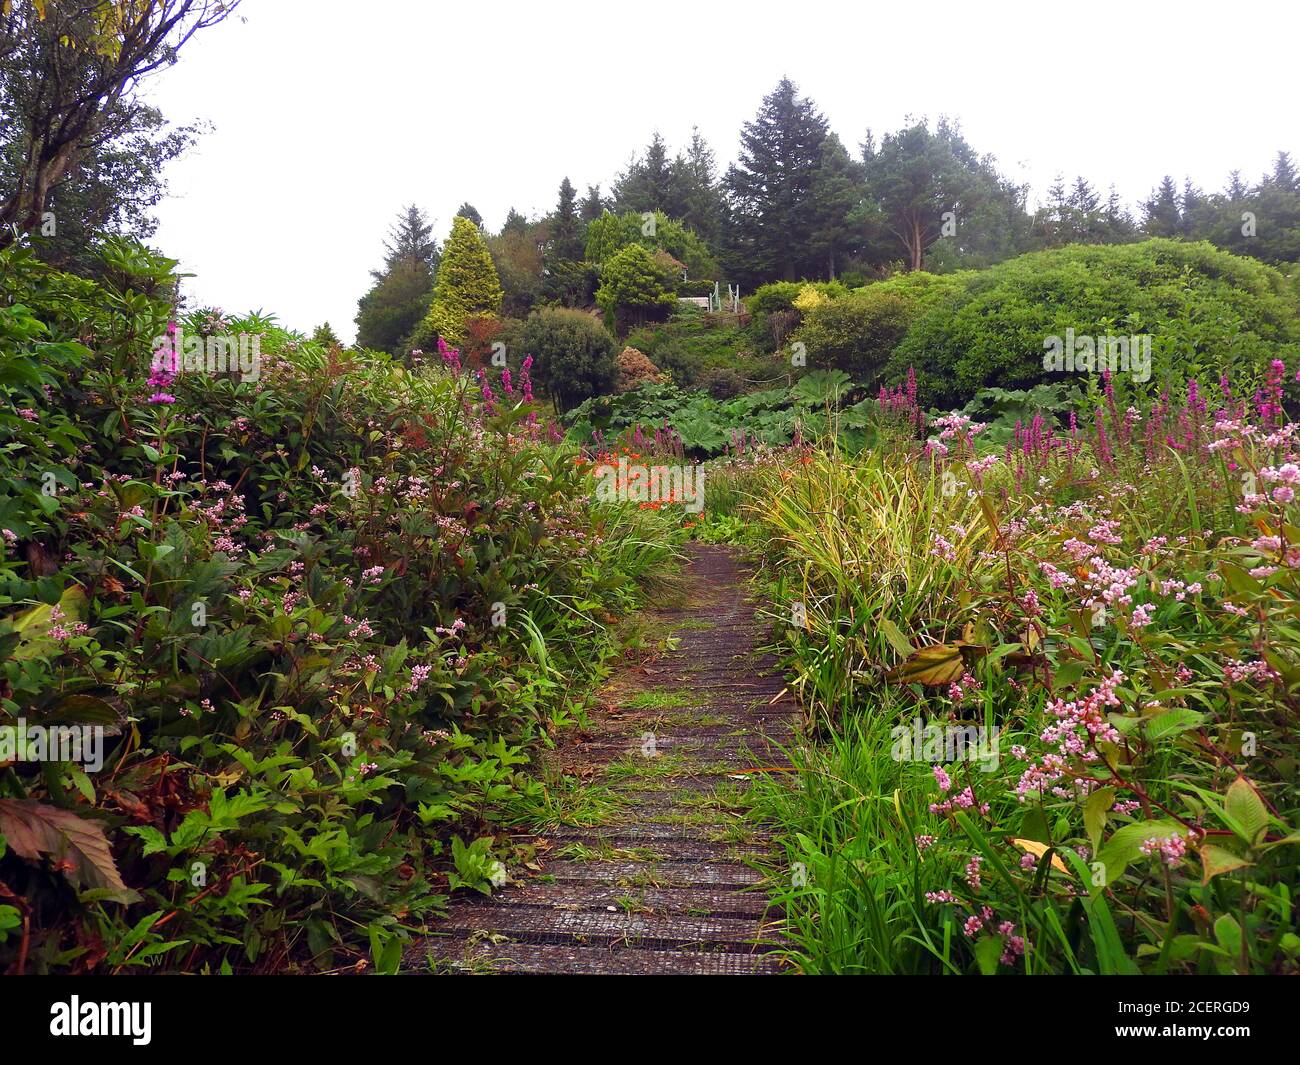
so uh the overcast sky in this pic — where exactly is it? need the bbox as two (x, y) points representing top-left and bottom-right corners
(142, 0), (1297, 343)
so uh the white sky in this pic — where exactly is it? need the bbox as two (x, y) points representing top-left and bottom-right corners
(143, 0), (1297, 343)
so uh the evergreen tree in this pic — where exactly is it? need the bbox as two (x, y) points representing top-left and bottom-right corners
(676, 126), (726, 244)
(455, 202), (484, 228)
(1270, 150), (1298, 193)
(612, 131), (680, 215)
(380, 203), (439, 273)
(1101, 185), (1137, 242)
(417, 215), (503, 348)
(862, 117), (1015, 271)
(355, 256), (435, 355)
(312, 322), (341, 347)
(501, 206), (529, 236)
(548, 177), (585, 260)
(580, 184), (606, 223)
(1067, 177), (1101, 239)
(806, 133), (863, 279)
(1142, 176), (1182, 237)
(355, 204), (438, 356)
(725, 77), (831, 283)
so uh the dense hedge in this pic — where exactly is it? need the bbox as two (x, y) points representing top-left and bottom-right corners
(796, 272), (960, 384)
(790, 241), (1300, 408)
(889, 239), (1300, 406)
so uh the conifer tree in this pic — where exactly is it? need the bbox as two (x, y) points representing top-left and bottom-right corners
(419, 215), (503, 348)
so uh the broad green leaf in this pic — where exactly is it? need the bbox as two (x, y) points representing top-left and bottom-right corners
(1224, 777), (1269, 845)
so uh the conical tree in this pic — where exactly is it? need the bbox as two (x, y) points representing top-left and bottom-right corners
(549, 177), (585, 261)
(1142, 176), (1182, 237)
(725, 78), (831, 282)
(420, 215), (503, 348)
(382, 204), (439, 271)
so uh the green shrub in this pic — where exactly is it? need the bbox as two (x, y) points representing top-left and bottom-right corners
(888, 239), (1300, 407)
(595, 244), (676, 334)
(797, 272), (960, 383)
(520, 306), (617, 412)
(746, 281), (804, 318)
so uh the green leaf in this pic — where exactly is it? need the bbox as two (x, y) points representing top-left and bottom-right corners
(1095, 819), (1185, 885)
(879, 617), (913, 659)
(1142, 707), (1206, 741)
(1084, 787), (1116, 854)
(1200, 843), (1253, 884)
(972, 935), (1004, 975)
(1224, 777), (1269, 845)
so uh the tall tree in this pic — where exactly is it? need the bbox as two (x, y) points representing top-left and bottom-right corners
(579, 185), (606, 223)
(1142, 176), (1182, 237)
(455, 202), (484, 228)
(675, 127), (726, 244)
(863, 117), (1019, 271)
(1, 95), (199, 275)
(501, 206), (529, 235)
(417, 215), (503, 348)
(380, 203), (439, 272)
(806, 133), (863, 279)
(355, 256), (435, 355)
(0, 0), (238, 245)
(725, 78), (831, 283)
(548, 177), (585, 261)
(356, 205), (438, 355)
(612, 131), (680, 216)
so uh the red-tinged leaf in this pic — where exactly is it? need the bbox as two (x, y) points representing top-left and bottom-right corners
(0, 799), (137, 903)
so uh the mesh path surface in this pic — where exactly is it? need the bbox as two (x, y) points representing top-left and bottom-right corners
(408, 544), (798, 975)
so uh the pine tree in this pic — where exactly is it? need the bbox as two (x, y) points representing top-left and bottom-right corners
(1142, 176), (1182, 237)
(1067, 177), (1101, 240)
(501, 207), (529, 236)
(613, 132), (679, 215)
(355, 257), (435, 355)
(549, 177), (585, 261)
(807, 133), (863, 279)
(455, 202), (484, 228)
(312, 322), (341, 347)
(725, 77), (831, 282)
(1181, 179), (1205, 237)
(380, 204), (439, 273)
(1101, 185), (1136, 242)
(580, 185), (606, 223)
(418, 215), (503, 348)
(1270, 151), (1298, 193)
(676, 127), (725, 243)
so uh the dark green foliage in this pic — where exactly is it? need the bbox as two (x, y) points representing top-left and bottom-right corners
(548, 177), (585, 262)
(797, 273), (960, 383)
(724, 78), (834, 285)
(354, 257), (435, 355)
(889, 239), (1300, 406)
(520, 306), (617, 412)
(0, 241), (671, 973)
(355, 205), (439, 356)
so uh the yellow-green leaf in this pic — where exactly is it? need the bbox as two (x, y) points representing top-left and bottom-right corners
(1200, 843), (1252, 884)
(1225, 777), (1269, 845)
(887, 643), (964, 686)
